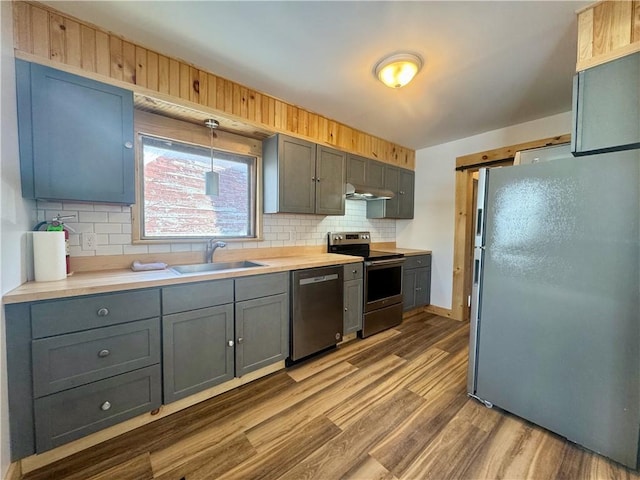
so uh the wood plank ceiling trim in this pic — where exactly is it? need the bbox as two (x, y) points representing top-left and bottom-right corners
(13, 1), (415, 169)
(576, 0), (640, 71)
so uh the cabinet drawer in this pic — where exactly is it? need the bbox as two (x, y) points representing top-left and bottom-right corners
(31, 289), (160, 338)
(343, 262), (363, 280)
(32, 318), (160, 397)
(34, 365), (161, 453)
(404, 255), (431, 270)
(235, 272), (288, 302)
(162, 279), (233, 314)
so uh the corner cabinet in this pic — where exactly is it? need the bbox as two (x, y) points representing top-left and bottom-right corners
(367, 166), (415, 219)
(15, 60), (135, 204)
(403, 254), (432, 311)
(572, 52), (640, 156)
(263, 134), (346, 215)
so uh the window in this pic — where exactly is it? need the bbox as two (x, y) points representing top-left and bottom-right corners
(139, 133), (258, 239)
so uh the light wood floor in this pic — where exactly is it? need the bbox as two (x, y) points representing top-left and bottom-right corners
(21, 311), (640, 480)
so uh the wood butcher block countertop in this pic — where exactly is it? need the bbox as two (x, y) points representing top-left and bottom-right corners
(380, 247), (432, 256)
(3, 253), (362, 304)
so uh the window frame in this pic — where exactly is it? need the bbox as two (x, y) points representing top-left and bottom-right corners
(132, 111), (263, 244)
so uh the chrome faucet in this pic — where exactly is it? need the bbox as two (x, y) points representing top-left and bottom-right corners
(205, 240), (227, 263)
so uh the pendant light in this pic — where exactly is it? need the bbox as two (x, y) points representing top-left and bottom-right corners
(204, 118), (220, 196)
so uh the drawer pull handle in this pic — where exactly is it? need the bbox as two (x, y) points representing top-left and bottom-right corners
(97, 308), (110, 317)
(100, 401), (111, 411)
(417, 260), (422, 264)
(416, 287), (422, 291)
(98, 349), (110, 358)
(227, 340), (234, 347)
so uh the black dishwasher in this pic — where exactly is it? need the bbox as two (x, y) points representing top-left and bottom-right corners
(290, 265), (343, 362)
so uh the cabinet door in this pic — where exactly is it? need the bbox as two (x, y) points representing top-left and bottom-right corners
(414, 267), (431, 307)
(279, 135), (316, 213)
(19, 60), (135, 204)
(316, 146), (346, 215)
(398, 169), (415, 219)
(383, 166), (400, 218)
(346, 154), (366, 185)
(573, 52), (640, 155)
(343, 279), (363, 335)
(235, 293), (288, 377)
(403, 270), (417, 311)
(366, 160), (386, 189)
(162, 304), (234, 403)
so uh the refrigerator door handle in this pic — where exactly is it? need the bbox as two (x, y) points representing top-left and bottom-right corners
(474, 168), (489, 248)
(467, 246), (484, 395)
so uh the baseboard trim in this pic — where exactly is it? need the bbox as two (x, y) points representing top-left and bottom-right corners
(424, 304), (457, 319)
(4, 462), (21, 480)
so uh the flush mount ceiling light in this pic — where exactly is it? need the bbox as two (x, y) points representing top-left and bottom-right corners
(374, 53), (423, 88)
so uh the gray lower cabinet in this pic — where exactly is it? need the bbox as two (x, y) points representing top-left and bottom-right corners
(162, 273), (289, 403)
(572, 52), (640, 155)
(162, 304), (235, 403)
(5, 288), (162, 460)
(34, 365), (161, 452)
(403, 255), (432, 311)
(235, 293), (288, 376)
(367, 166), (415, 219)
(343, 263), (363, 335)
(263, 134), (345, 215)
(15, 59), (135, 204)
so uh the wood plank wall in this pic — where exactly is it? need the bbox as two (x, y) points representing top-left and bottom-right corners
(12, 1), (415, 169)
(576, 0), (640, 71)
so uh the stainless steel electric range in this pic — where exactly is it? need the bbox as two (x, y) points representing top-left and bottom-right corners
(328, 231), (405, 337)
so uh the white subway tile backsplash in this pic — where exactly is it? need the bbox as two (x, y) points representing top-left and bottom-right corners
(95, 223), (122, 234)
(79, 211), (109, 223)
(37, 198), (396, 258)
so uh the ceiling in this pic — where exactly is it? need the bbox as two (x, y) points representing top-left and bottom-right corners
(43, 1), (588, 151)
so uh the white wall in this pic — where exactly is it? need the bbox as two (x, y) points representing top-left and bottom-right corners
(396, 111), (572, 310)
(1, 1), (36, 474)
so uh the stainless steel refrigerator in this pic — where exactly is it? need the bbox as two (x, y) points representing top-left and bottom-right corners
(467, 148), (640, 469)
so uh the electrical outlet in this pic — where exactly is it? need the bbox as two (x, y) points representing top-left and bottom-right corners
(82, 232), (97, 250)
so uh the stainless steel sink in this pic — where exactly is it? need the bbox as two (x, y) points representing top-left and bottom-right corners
(171, 260), (264, 274)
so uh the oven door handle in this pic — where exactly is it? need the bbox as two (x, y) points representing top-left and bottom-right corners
(365, 258), (406, 267)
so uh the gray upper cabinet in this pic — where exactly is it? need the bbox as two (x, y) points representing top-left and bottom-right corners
(263, 134), (345, 215)
(16, 60), (135, 204)
(346, 154), (385, 190)
(367, 166), (415, 219)
(572, 52), (640, 155)
(346, 154), (367, 185)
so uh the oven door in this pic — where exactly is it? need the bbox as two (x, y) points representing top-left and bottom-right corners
(364, 258), (405, 313)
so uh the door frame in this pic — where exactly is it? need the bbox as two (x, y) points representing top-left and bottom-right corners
(450, 134), (571, 321)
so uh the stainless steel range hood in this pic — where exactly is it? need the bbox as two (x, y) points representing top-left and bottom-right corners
(345, 183), (394, 200)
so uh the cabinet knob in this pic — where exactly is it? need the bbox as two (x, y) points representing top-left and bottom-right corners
(97, 308), (109, 317)
(417, 260), (422, 264)
(98, 349), (110, 358)
(316, 178), (321, 183)
(227, 340), (234, 347)
(124, 141), (133, 149)
(352, 270), (357, 274)
(237, 337), (244, 344)
(311, 177), (316, 182)
(416, 287), (422, 291)
(400, 191), (405, 195)
(100, 401), (111, 411)
(344, 307), (348, 312)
